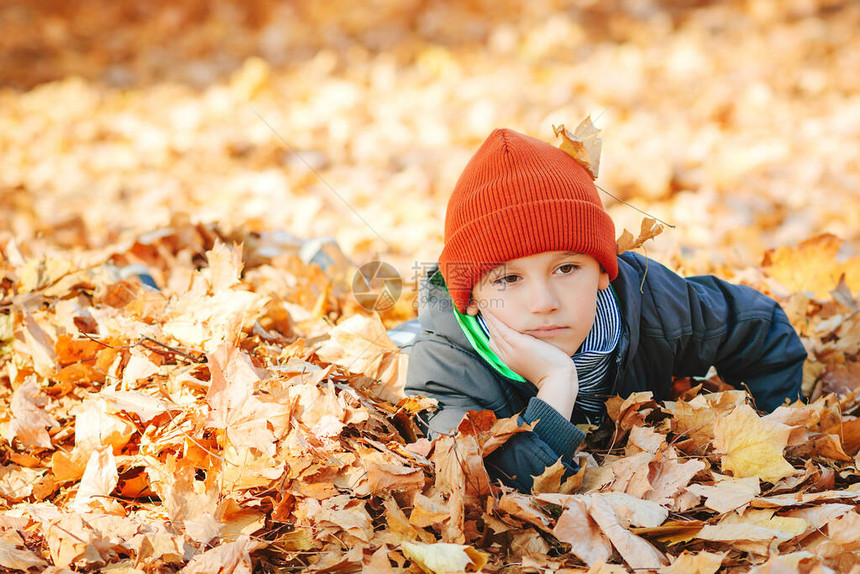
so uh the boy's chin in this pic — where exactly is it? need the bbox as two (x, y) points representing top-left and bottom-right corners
(542, 339), (579, 357)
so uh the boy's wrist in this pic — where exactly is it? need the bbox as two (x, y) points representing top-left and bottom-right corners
(535, 368), (578, 420)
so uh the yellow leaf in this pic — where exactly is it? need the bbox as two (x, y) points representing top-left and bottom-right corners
(531, 459), (585, 495)
(554, 116), (602, 179)
(761, 233), (860, 299)
(713, 404), (797, 483)
(400, 541), (488, 574)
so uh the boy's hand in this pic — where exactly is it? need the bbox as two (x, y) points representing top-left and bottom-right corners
(481, 312), (579, 419)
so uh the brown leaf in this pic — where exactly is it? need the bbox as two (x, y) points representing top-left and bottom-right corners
(673, 391), (747, 451)
(364, 451), (426, 494)
(73, 447), (119, 512)
(554, 116), (602, 179)
(0, 464), (45, 503)
(552, 497), (612, 566)
(616, 217), (665, 255)
(315, 314), (407, 403)
(587, 493), (668, 569)
(658, 551), (724, 574)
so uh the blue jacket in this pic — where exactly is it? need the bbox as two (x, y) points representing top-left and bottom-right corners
(404, 252), (806, 492)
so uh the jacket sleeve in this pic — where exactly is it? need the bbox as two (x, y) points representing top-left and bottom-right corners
(405, 335), (586, 492)
(639, 259), (806, 412)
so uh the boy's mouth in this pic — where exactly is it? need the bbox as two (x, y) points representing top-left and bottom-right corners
(524, 326), (569, 337)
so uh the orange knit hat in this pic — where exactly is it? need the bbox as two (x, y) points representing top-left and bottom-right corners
(439, 128), (618, 313)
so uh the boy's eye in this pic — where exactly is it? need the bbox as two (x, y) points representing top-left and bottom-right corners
(556, 263), (580, 275)
(492, 274), (519, 286)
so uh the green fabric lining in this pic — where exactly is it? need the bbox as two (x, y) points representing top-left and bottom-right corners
(452, 306), (527, 383)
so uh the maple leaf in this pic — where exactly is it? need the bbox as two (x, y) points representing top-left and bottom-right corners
(73, 447), (119, 512)
(616, 217), (665, 255)
(315, 314), (407, 403)
(382, 495), (435, 544)
(178, 535), (263, 574)
(363, 450), (426, 494)
(150, 461), (221, 544)
(400, 541), (488, 574)
(587, 493), (668, 569)
(531, 459), (585, 494)
(686, 475), (761, 514)
(0, 538), (48, 571)
(658, 550), (724, 574)
(762, 233), (860, 299)
(552, 497), (612, 566)
(643, 452), (706, 507)
(554, 116), (602, 179)
(712, 403), (797, 483)
(28, 506), (103, 569)
(0, 464), (45, 503)
(673, 391), (749, 451)
(498, 491), (554, 531)
(5, 376), (57, 448)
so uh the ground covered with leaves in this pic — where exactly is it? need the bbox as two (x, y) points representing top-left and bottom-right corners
(1, 0), (860, 572)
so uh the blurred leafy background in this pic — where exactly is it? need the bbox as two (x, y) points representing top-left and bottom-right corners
(2, 0), (858, 278)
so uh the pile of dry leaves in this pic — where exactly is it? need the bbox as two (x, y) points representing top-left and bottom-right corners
(1, 221), (858, 573)
(2, 1), (860, 572)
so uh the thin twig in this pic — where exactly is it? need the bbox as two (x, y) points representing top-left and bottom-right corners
(596, 184), (676, 228)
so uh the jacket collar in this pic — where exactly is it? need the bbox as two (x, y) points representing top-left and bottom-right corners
(417, 267), (472, 349)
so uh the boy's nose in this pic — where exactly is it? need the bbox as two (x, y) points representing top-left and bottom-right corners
(527, 284), (559, 313)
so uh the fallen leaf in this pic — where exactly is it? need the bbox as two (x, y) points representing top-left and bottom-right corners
(400, 541), (488, 574)
(586, 493), (668, 569)
(762, 234), (860, 298)
(531, 459), (585, 494)
(178, 534), (263, 574)
(713, 403), (797, 483)
(73, 447), (119, 512)
(552, 497), (612, 566)
(5, 376), (58, 448)
(554, 116), (602, 179)
(0, 538), (48, 571)
(658, 550), (724, 574)
(686, 476), (760, 514)
(616, 217), (665, 255)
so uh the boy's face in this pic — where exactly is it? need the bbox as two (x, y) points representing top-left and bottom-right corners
(467, 251), (611, 356)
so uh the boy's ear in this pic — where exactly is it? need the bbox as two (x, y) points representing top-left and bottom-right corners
(598, 269), (611, 290)
(465, 299), (480, 316)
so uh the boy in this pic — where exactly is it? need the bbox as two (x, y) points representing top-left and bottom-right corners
(404, 128), (807, 493)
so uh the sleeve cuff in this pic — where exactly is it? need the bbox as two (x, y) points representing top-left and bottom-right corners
(522, 397), (587, 464)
